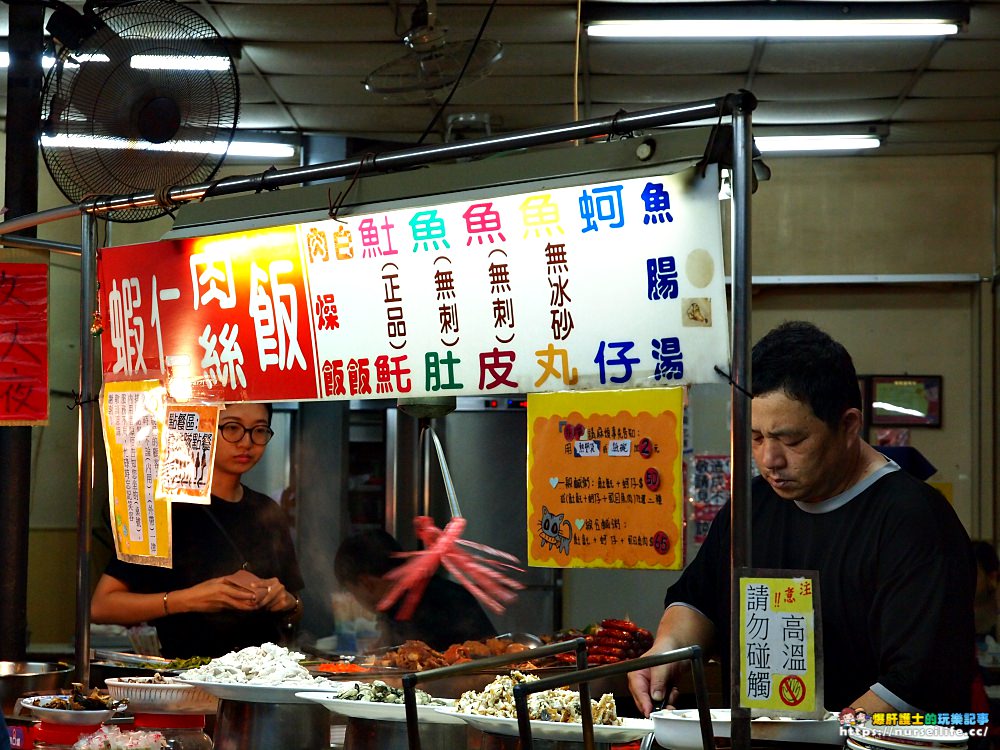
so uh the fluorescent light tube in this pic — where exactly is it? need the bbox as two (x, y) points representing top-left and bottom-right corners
(754, 135), (881, 152)
(131, 55), (231, 71)
(588, 19), (960, 38)
(2, 53), (225, 71)
(40, 134), (295, 159)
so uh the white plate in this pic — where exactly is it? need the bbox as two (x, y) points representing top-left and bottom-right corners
(105, 677), (218, 714)
(435, 707), (654, 743)
(176, 678), (337, 704)
(295, 692), (463, 724)
(19, 696), (122, 725)
(651, 708), (843, 749)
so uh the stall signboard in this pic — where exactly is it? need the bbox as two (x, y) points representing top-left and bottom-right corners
(0, 262), (48, 425)
(526, 388), (683, 569)
(101, 380), (173, 566)
(739, 571), (824, 718)
(97, 166), (729, 402)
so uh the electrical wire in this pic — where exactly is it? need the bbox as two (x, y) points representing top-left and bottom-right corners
(416, 0), (500, 145)
(574, 0), (582, 122)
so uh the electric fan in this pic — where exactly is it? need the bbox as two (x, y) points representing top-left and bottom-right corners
(364, 0), (503, 100)
(40, 0), (240, 222)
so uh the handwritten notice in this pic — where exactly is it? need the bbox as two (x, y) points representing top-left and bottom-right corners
(97, 166), (729, 402)
(156, 403), (220, 504)
(0, 263), (48, 425)
(101, 381), (172, 567)
(739, 572), (823, 717)
(692, 454), (730, 543)
(527, 388), (684, 569)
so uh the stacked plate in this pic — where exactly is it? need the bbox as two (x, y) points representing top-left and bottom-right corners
(105, 676), (218, 714)
(847, 723), (969, 750)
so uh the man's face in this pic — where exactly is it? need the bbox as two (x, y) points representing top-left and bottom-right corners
(751, 390), (855, 503)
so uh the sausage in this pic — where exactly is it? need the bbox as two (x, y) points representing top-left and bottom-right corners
(587, 654), (620, 665)
(600, 618), (641, 633)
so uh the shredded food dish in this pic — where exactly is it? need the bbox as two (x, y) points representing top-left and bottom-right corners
(178, 642), (337, 688)
(455, 670), (622, 726)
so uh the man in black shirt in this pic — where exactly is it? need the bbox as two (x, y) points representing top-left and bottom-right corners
(334, 529), (496, 652)
(628, 321), (975, 717)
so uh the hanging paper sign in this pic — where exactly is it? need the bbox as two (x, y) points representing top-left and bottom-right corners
(691, 453), (731, 544)
(0, 263), (49, 425)
(97, 166), (729, 402)
(739, 570), (824, 718)
(100, 380), (172, 566)
(526, 388), (683, 569)
(156, 402), (220, 504)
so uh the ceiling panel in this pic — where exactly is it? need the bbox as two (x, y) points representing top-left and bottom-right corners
(931, 40), (1000, 70)
(588, 75), (747, 103)
(895, 98), (1000, 121)
(758, 40), (939, 73)
(751, 73), (912, 101)
(588, 41), (756, 75)
(912, 71), (1000, 97)
(211, 4), (576, 42)
(752, 100), (898, 124)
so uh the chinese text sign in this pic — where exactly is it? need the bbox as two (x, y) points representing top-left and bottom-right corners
(156, 402), (220, 504)
(0, 263), (48, 424)
(97, 166), (729, 401)
(740, 572), (823, 717)
(527, 388), (683, 569)
(692, 454), (730, 544)
(101, 381), (173, 567)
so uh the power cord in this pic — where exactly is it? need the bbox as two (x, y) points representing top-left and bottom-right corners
(416, 0), (501, 145)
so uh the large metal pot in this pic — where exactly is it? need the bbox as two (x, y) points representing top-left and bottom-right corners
(213, 699), (330, 750)
(0, 661), (73, 714)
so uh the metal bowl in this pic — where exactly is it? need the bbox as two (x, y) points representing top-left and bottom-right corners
(0, 661), (73, 715)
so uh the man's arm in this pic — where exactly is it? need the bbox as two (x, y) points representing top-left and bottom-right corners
(847, 690), (896, 715)
(628, 604), (716, 717)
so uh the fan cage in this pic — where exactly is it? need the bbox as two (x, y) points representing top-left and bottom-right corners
(40, 0), (240, 222)
(364, 38), (503, 100)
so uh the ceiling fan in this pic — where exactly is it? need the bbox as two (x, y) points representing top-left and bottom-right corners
(364, 0), (503, 101)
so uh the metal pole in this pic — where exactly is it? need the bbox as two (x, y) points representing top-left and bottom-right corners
(0, 204), (83, 235)
(0, 0), (44, 662)
(83, 98), (733, 215)
(0, 96), (744, 236)
(729, 91), (756, 750)
(74, 212), (98, 686)
(0, 234), (82, 256)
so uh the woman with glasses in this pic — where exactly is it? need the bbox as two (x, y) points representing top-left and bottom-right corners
(91, 402), (304, 658)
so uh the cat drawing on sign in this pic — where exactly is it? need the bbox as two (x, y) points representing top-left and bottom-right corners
(538, 505), (572, 554)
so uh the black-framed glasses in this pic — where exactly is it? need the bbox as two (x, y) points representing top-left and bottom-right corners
(219, 423), (274, 445)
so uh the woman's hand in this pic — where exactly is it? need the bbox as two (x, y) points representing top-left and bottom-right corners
(248, 576), (298, 613)
(221, 569), (297, 613)
(175, 576), (259, 613)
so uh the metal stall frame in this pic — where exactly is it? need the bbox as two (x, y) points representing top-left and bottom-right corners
(0, 91), (756, 747)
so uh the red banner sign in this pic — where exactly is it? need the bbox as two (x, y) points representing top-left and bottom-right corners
(0, 263), (49, 424)
(98, 227), (318, 402)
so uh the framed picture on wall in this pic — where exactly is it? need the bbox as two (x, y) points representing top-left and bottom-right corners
(870, 375), (942, 428)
